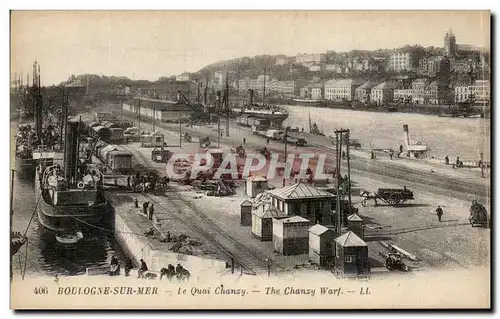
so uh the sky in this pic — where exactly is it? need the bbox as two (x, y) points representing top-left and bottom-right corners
(10, 11), (490, 86)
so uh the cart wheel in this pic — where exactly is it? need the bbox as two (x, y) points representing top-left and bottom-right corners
(389, 193), (403, 206)
(361, 199), (367, 207)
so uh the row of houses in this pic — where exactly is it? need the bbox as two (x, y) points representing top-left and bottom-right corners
(237, 77), (309, 99)
(299, 78), (490, 105)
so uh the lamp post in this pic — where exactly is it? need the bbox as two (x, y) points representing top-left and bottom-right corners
(283, 126), (290, 187)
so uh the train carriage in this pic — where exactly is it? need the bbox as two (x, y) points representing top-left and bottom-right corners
(109, 128), (125, 143)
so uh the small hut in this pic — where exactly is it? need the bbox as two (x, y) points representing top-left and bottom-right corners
(251, 205), (286, 241)
(333, 231), (370, 277)
(308, 224), (334, 266)
(240, 200), (253, 226)
(347, 213), (364, 239)
(245, 175), (268, 198)
(273, 216), (311, 255)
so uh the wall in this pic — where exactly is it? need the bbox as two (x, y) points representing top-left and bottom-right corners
(114, 213), (226, 275)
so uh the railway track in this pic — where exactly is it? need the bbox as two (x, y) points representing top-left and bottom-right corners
(120, 143), (282, 276)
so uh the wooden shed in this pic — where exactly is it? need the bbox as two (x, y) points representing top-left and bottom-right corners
(267, 182), (334, 225)
(347, 213), (364, 239)
(240, 200), (253, 226)
(333, 231), (370, 277)
(245, 175), (268, 198)
(251, 205), (286, 241)
(273, 216), (311, 256)
(308, 224), (334, 266)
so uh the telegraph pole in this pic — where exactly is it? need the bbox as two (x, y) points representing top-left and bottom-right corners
(283, 126), (290, 187)
(334, 128), (350, 235)
(217, 115), (221, 148)
(152, 101), (156, 133)
(345, 129), (352, 209)
(179, 119), (182, 149)
(225, 71), (230, 137)
(137, 99), (141, 133)
(335, 131), (341, 236)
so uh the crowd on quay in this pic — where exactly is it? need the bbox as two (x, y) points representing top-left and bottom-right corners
(16, 124), (60, 158)
(108, 255), (191, 282)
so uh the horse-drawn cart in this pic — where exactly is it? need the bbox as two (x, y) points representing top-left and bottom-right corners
(361, 188), (414, 207)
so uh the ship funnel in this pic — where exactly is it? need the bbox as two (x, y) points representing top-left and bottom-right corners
(403, 124), (410, 151)
(248, 89), (254, 105)
(64, 119), (79, 184)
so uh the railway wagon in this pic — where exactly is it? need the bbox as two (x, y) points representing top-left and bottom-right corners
(99, 144), (133, 173)
(91, 125), (111, 141)
(109, 128), (125, 143)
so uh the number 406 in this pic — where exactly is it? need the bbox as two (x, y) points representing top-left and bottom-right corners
(34, 287), (48, 294)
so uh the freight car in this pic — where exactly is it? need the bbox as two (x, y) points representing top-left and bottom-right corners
(109, 127), (125, 144)
(98, 144), (133, 173)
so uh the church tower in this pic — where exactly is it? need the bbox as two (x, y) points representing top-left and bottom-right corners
(444, 29), (457, 58)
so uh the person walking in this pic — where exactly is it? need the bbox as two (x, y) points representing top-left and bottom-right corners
(134, 198), (139, 208)
(148, 204), (154, 221)
(127, 175), (131, 189)
(436, 205), (443, 222)
(143, 202), (149, 216)
(243, 137), (246, 145)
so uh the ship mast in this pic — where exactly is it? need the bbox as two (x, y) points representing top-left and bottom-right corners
(262, 65), (267, 106)
(225, 70), (230, 137)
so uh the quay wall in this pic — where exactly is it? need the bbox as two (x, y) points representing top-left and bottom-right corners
(113, 204), (227, 275)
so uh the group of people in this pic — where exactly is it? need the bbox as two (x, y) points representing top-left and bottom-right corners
(16, 125), (60, 159)
(139, 201), (155, 221)
(128, 171), (170, 193)
(445, 155), (465, 168)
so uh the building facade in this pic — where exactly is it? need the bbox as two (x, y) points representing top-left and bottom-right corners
(371, 81), (400, 105)
(324, 79), (360, 101)
(474, 80), (490, 105)
(411, 78), (430, 104)
(354, 81), (378, 103)
(388, 49), (424, 72)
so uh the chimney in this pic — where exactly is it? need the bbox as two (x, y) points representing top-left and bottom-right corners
(64, 119), (79, 184)
(403, 124), (410, 151)
(248, 89), (254, 105)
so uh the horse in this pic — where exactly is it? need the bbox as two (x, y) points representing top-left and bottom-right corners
(160, 264), (176, 281)
(360, 189), (378, 207)
(175, 265), (191, 282)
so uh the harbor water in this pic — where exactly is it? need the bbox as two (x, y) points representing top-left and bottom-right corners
(11, 119), (127, 278)
(281, 105), (491, 162)
(11, 172), (128, 277)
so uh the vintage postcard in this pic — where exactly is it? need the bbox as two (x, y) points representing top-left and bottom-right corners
(9, 10), (491, 309)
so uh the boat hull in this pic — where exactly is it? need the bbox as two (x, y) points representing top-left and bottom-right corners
(35, 170), (111, 234)
(15, 157), (37, 179)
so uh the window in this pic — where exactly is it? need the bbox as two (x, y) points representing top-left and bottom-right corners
(345, 255), (355, 263)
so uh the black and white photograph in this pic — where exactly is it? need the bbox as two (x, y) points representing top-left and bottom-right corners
(9, 10), (491, 309)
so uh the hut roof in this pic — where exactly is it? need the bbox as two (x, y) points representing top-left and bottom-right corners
(334, 231), (367, 247)
(308, 224), (331, 236)
(347, 213), (363, 222)
(247, 175), (268, 182)
(240, 200), (253, 207)
(268, 182), (334, 200)
(252, 205), (286, 219)
(276, 216), (311, 224)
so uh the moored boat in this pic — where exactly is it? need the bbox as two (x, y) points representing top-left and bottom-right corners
(35, 118), (110, 234)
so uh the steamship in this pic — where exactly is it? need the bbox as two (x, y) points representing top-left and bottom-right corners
(35, 118), (109, 234)
(233, 89), (289, 128)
